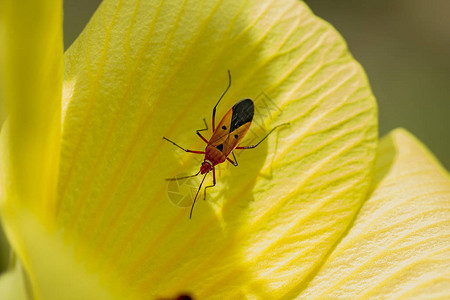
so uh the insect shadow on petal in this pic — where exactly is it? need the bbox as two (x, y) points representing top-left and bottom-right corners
(163, 71), (288, 219)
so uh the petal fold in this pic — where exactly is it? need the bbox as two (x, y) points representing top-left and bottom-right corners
(0, 0), (63, 215)
(300, 128), (450, 298)
(0, 0), (63, 298)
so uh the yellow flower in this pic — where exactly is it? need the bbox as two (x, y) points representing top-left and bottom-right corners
(0, 0), (448, 299)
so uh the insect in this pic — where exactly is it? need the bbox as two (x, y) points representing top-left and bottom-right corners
(163, 71), (288, 218)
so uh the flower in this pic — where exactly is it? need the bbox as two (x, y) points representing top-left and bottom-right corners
(0, 0), (448, 299)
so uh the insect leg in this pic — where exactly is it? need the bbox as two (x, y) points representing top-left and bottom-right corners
(212, 70), (232, 131)
(165, 170), (201, 181)
(163, 137), (205, 154)
(235, 123), (289, 149)
(226, 151), (238, 166)
(196, 118), (209, 144)
(203, 167), (216, 200)
(190, 172), (208, 219)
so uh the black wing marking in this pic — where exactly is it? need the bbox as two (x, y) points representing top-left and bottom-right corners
(230, 99), (254, 132)
(216, 144), (224, 152)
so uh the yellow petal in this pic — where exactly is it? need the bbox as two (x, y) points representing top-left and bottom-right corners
(0, 0), (62, 216)
(55, 0), (377, 298)
(300, 128), (450, 298)
(0, 0), (63, 298)
(11, 213), (113, 299)
(0, 262), (29, 300)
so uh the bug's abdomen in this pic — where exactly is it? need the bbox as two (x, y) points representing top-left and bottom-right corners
(205, 145), (226, 166)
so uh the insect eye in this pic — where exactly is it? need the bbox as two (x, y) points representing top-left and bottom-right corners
(234, 134), (238, 139)
(222, 125), (227, 130)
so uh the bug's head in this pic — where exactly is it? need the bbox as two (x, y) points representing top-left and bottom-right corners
(200, 160), (212, 174)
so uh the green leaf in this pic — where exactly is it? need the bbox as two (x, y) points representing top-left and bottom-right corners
(300, 128), (450, 298)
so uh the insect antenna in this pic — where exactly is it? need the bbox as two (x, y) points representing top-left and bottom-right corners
(165, 170), (201, 181)
(212, 70), (232, 130)
(214, 70), (232, 108)
(190, 172), (208, 219)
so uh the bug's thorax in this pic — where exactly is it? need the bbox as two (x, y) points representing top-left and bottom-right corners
(204, 145), (227, 166)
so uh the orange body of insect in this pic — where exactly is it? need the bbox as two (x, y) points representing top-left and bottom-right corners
(199, 98), (253, 174)
(163, 71), (287, 218)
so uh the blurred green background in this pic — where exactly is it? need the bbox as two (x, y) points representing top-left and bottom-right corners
(64, 0), (450, 169)
(304, 0), (450, 170)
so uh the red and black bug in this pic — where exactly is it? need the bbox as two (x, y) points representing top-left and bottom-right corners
(163, 71), (288, 218)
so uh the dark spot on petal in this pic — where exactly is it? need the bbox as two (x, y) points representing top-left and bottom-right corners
(234, 134), (238, 139)
(222, 125), (227, 130)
